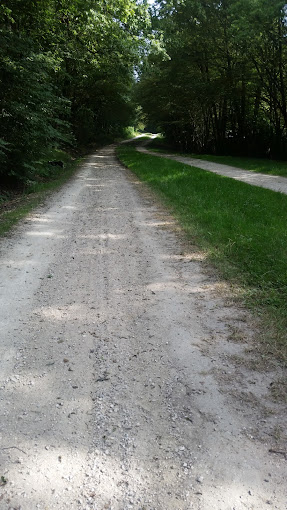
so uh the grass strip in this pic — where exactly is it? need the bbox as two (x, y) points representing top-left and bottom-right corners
(148, 137), (287, 177)
(117, 144), (287, 363)
(0, 154), (81, 237)
(186, 154), (287, 178)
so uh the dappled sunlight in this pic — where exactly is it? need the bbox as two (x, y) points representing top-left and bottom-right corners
(0, 258), (37, 268)
(160, 251), (208, 262)
(147, 280), (182, 293)
(185, 251), (208, 261)
(85, 184), (107, 189)
(36, 303), (98, 323)
(26, 230), (65, 238)
(1, 367), (95, 505)
(129, 179), (143, 186)
(94, 207), (119, 212)
(84, 181), (105, 186)
(2, 312), (276, 509)
(28, 217), (52, 223)
(82, 177), (102, 182)
(140, 220), (176, 227)
(88, 162), (116, 169)
(80, 233), (127, 240)
(1, 146), (285, 509)
(146, 276), (215, 295)
(1, 443), (89, 507)
(79, 248), (114, 256)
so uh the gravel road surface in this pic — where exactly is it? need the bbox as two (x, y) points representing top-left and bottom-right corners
(0, 145), (286, 510)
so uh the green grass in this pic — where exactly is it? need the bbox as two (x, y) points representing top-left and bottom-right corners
(0, 151), (81, 237)
(147, 137), (287, 177)
(117, 144), (287, 363)
(187, 154), (287, 177)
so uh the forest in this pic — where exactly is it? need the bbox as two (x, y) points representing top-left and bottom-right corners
(1, 0), (287, 188)
(0, 0), (150, 187)
(139, 0), (287, 157)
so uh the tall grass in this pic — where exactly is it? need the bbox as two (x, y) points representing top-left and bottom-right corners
(117, 144), (287, 363)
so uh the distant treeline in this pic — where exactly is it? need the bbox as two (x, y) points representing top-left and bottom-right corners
(138, 0), (287, 158)
(0, 0), (149, 187)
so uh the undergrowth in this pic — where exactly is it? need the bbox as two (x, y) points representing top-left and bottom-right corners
(0, 150), (81, 236)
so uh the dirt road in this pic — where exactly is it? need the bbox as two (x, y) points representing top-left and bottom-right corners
(0, 146), (286, 510)
(138, 147), (287, 195)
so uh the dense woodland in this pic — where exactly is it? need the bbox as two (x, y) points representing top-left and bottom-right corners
(1, 0), (287, 188)
(139, 0), (287, 157)
(0, 0), (150, 187)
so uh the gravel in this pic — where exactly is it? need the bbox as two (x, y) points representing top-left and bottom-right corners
(0, 145), (286, 509)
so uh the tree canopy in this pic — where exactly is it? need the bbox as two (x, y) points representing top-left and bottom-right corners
(0, 0), (150, 186)
(2, 0), (287, 189)
(137, 0), (287, 158)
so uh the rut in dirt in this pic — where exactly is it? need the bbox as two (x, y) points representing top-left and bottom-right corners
(0, 145), (286, 510)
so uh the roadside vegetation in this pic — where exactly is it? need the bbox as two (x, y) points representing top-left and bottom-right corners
(138, 1), (287, 161)
(0, 0), (150, 233)
(0, 150), (81, 237)
(148, 137), (287, 178)
(117, 144), (287, 365)
(0, 0), (150, 191)
(186, 154), (287, 178)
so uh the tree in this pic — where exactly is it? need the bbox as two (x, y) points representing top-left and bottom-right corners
(137, 0), (287, 158)
(0, 0), (150, 186)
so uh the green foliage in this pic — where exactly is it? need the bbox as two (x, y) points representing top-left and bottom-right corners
(137, 0), (287, 158)
(0, 29), (72, 184)
(0, 0), (151, 188)
(0, 148), (81, 236)
(121, 126), (139, 139)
